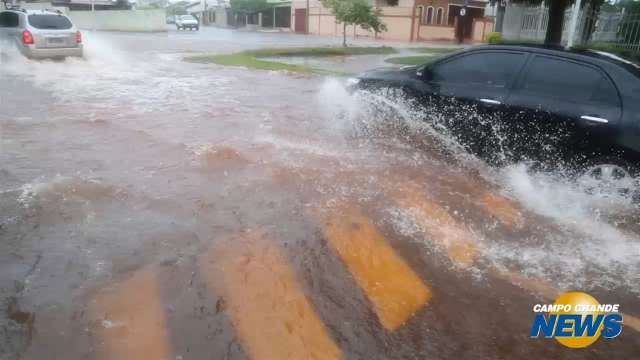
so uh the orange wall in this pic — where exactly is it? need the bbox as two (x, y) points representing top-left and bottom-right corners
(418, 25), (455, 41)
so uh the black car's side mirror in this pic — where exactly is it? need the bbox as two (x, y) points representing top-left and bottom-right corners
(416, 66), (432, 80)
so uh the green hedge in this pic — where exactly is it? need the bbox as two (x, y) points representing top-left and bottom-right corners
(486, 32), (503, 44)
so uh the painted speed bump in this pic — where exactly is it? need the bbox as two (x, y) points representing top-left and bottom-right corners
(200, 231), (342, 360)
(319, 204), (432, 331)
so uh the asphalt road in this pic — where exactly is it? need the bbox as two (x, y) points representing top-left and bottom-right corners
(1, 28), (639, 360)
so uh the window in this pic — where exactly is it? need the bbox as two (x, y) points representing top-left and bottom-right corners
(521, 56), (619, 105)
(0, 12), (19, 28)
(431, 52), (525, 87)
(425, 7), (433, 25)
(436, 8), (444, 25)
(28, 14), (72, 30)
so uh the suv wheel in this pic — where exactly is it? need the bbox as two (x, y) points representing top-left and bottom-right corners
(576, 157), (639, 202)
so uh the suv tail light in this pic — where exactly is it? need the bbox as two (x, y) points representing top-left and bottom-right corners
(76, 31), (82, 44)
(22, 30), (34, 45)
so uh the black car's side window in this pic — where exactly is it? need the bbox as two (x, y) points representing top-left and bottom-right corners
(0, 12), (19, 28)
(520, 56), (620, 106)
(430, 52), (525, 88)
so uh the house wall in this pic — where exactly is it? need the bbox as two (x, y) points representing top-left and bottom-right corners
(291, 0), (490, 42)
(214, 7), (228, 27)
(291, 0), (414, 41)
(471, 17), (493, 42)
(68, 9), (166, 31)
(418, 24), (454, 41)
(415, 0), (450, 26)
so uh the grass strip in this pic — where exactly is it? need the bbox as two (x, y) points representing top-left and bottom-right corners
(384, 54), (444, 65)
(185, 46), (396, 74)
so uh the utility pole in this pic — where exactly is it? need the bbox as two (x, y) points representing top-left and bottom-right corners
(566, 0), (583, 48)
(91, 0), (96, 31)
(306, 0), (309, 34)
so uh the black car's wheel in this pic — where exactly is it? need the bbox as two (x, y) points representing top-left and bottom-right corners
(576, 157), (639, 201)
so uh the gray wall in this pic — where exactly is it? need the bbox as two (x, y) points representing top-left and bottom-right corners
(69, 9), (166, 32)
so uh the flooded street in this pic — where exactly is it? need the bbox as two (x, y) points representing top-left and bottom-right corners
(1, 28), (639, 359)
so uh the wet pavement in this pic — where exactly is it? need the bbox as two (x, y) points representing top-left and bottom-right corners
(1, 28), (639, 360)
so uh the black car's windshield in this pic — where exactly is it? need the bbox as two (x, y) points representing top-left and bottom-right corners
(28, 14), (72, 29)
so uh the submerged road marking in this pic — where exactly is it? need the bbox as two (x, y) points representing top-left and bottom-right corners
(319, 204), (432, 331)
(477, 191), (524, 227)
(90, 270), (172, 360)
(386, 182), (480, 268)
(200, 231), (342, 360)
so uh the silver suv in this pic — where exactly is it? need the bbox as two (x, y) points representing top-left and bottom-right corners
(0, 8), (83, 59)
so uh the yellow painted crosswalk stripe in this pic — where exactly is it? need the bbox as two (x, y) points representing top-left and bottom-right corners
(200, 231), (342, 360)
(385, 182), (480, 268)
(477, 191), (524, 227)
(319, 204), (432, 331)
(90, 270), (172, 360)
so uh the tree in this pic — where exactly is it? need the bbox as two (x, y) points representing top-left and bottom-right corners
(545, 0), (568, 46)
(230, 0), (271, 15)
(322, 0), (387, 47)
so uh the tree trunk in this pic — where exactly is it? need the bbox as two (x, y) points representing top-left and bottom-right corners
(495, 5), (505, 33)
(343, 22), (347, 47)
(581, 1), (599, 44)
(545, 0), (567, 46)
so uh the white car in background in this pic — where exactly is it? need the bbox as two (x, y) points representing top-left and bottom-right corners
(175, 14), (199, 31)
(0, 8), (83, 59)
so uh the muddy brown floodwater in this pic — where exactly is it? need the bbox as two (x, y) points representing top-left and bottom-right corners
(1, 30), (639, 360)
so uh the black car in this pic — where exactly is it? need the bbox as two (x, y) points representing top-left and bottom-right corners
(353, 45), (640, 196)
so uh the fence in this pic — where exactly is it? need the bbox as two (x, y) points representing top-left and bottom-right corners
(586, 11), (640, 52)
(503, 4), (640, 51)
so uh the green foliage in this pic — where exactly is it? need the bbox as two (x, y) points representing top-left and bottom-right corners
(412, 47), (460, 53)
(242, 46), (396, 57)
(384, 47), (457, 65)
(487, 32), (503, 44)
(186, 53), (311, 72)
(322, 0), (388, 34)
(230, 0), (271, 14)
(384, 55), (443, 65)
(184, 46), (398, 74)
(617, 0), (640, 13)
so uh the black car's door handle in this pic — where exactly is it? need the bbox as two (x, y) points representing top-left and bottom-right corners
(580, 115), (609, 124)
(479, 98), (501, 105)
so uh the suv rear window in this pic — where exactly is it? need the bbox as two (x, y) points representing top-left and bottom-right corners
(28, 14), (72, 30)
(0, 12), (20, 27)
